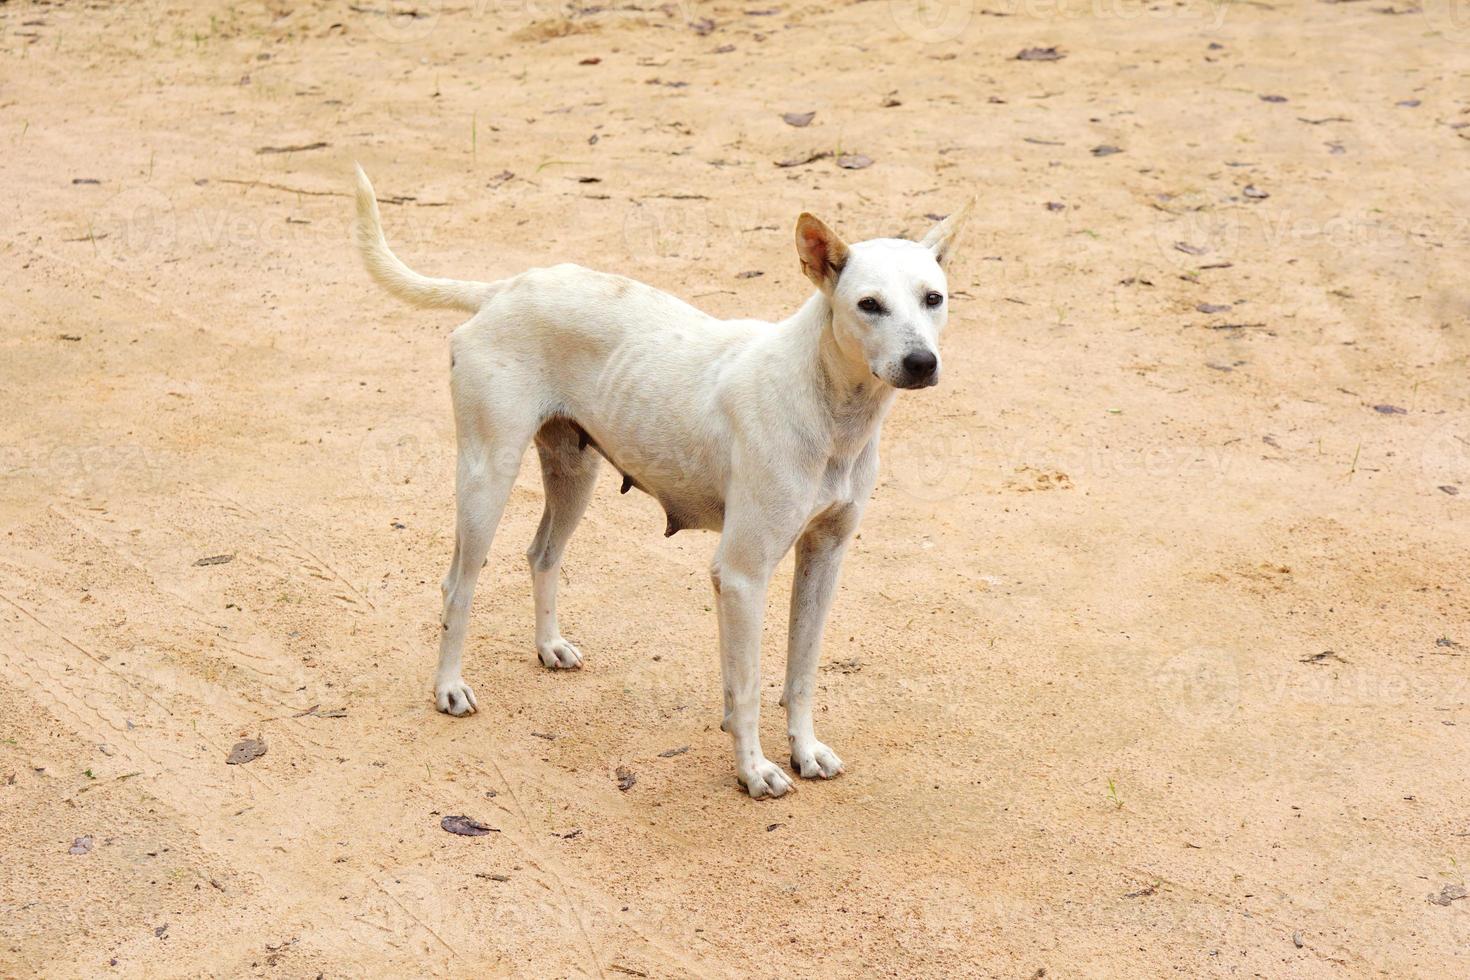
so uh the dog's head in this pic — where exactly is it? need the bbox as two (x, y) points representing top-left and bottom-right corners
(795, 204), (972, 390)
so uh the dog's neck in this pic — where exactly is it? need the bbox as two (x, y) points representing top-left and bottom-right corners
(784, 292), (896, 457)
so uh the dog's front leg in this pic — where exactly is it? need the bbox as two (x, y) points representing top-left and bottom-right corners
(783, 507), (858, 780)
(711, 506), (798, 800)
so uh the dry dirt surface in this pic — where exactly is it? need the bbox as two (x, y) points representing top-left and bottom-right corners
(2, 0), (1468, 976)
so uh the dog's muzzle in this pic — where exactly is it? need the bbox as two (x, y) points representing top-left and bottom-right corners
(896, 350), (939, 389)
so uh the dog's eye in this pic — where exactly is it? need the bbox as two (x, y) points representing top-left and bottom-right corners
(857, 297), (883, 314)
(925, 292), (945, 308)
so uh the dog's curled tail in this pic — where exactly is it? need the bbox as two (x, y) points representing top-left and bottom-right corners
(353, 164), (495, 313)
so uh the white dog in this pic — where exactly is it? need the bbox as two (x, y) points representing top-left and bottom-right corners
(353, 166), (969, 798)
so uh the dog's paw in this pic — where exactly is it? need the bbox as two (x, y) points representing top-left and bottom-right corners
(736, 758), (794, 800)
(435, 678), (478, 716)
(790, 740), (844, 780)
(537, 638), (583, 670)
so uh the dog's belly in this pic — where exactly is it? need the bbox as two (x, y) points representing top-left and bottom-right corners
(564, 416), (727, 537)
(549, 323), (745, 536)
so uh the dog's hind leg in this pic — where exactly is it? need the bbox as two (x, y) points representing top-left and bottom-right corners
(433, 392), (537, 716)
(526, 419), (600, 670)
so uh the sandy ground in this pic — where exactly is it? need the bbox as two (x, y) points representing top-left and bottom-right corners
(1, 0), (1468, 976)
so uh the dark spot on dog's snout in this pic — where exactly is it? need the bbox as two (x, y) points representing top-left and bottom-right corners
(899, 350), (938, 388)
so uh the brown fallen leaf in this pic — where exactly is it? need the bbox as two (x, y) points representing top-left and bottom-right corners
(782, 111), (815, 127)
(1016, 46), (1064, 61)
(658, 746), (690, 757)
(579, 57), (601, 65)
(615, 766), (637, 791)
(226, 738), (266, 765)
(441, 814), (497, 836)
(294, 705), (348, 718)
(194, 554), (234, 567)
(1091, 145), (1123, 157)
(1428, 884), (1467, 906)
(774, 150), (831, 168)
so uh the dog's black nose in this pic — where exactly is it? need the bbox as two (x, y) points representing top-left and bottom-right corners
(899, 350), (939, 388)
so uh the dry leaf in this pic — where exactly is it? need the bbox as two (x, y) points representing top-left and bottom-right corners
(441, 815), (497, 836)
(226, 738), (266, 765)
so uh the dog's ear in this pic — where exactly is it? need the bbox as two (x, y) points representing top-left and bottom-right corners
(795, 213), (850, 291)
(920, 199), (974, 267)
